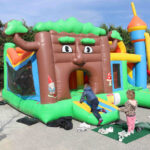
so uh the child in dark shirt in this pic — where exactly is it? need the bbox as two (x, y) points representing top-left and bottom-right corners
(80, 84), (106, 125)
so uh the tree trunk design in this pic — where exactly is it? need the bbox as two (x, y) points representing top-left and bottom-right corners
(12, 31), (113, 104)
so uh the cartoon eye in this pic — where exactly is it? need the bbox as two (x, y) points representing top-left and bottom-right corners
(62, 45), (72, 53)
(84, 46), (93, 53)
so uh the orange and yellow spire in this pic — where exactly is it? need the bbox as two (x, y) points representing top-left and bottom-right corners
(127, 2), (147, 32)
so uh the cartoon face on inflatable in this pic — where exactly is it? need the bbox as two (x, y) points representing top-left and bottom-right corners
(49, 31), (112, 100)
(7, 18), (113, 103)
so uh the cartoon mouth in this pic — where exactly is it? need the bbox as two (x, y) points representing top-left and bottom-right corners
(74, 62), (85, 67)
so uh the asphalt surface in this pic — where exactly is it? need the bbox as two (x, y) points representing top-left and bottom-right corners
(0, 91), (150, 150)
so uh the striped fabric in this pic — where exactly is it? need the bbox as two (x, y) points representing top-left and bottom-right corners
(73, 98), (119, 114)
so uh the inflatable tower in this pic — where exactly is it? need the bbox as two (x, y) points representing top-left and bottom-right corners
(127, 2), (147, 88)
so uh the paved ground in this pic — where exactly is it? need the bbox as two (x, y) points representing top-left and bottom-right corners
(0, 91), (150, 150)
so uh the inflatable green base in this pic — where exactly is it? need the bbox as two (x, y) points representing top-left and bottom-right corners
(2, 89), (120, 125)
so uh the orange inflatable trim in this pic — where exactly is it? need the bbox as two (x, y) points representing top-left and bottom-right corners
(127, 16), (147, 30)
(131, 39), (145, 43)
(7, 47), (33, 65)
(127, 62), (135, 70)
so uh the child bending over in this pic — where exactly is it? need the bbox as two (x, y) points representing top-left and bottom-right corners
(80, 84), (106, 125)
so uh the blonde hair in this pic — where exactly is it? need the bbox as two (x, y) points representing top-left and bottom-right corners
(126, 90), (135, 100)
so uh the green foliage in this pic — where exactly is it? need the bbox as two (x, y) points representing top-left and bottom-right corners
(111, 30), (123, 41)
(33, 17), (106, 36)
(100, 24), (133, 53)
(58, 36), (75, 44)
(0, 20), (35, 73)
(5, 20), (28, 35)
(146, 29), (150, 34)
(0, 56), (3, 71)
(0, 21), (5, 72)
(100, 24), (109, 33)
(81, 38), (95, 45)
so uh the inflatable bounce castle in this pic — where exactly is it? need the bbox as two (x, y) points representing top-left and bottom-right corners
(2, 2), (150, 125)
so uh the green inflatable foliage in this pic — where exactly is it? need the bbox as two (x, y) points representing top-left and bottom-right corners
(33, 17), (106, 36)
(5, 20), (28, 35)
(111, 30), (123, 41)
(58, 36), (75, 44)
(81, 38), (95, 45)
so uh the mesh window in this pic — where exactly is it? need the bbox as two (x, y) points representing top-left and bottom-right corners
(113, 64), (121, 89)
(7, 61), (35, 96)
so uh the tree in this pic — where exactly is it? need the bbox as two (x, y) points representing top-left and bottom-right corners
(100, 24), (134, 53)
(0, 20), (36, 74)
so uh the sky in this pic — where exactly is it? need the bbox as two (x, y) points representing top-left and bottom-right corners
(0, 0), (150, 29)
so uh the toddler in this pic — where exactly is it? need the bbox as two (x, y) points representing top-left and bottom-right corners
(120, 90), (137, 136)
